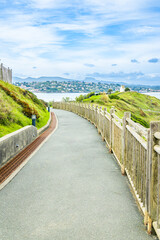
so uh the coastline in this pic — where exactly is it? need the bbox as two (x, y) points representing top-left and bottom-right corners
(33, 91), (160, 102)
(142, 92), (160, 99)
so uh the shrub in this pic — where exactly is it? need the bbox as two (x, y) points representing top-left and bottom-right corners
(107, 89), (112, 94)
(48, 101), (53, 107)
(131, 114), (149, 128)
(120, 98), (130, 104)
(62, 97), (70, 102)
(76, 95), (84, 102)
(100, 94), (109, 103)
(41, 99), (48, 107)
(22, 101), (40, 119)
(152, 102), (158, 106)
(95, 99), (105, 105)
(86, 92), (95, 98)
(27, 91), (46, 109)
(109, 94), (120, 100)
(139, 109), (146, 117)
(22, 90), (28, 96)
(125, 87), (130, 92)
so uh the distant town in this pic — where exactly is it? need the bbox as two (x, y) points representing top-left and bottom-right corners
(14, 80), (160, 93)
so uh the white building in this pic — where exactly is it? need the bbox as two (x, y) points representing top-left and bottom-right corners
(120, 85), (125, 92)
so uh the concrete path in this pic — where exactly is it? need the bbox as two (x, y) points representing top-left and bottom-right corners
(0, 109), (158, 240)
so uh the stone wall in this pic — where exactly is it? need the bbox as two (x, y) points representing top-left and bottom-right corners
(0, 63), (12, 84)
(0, 126), (37, 166)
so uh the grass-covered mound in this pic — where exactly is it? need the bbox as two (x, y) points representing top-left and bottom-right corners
(0, 80), (50, 137)
(76, 91), (160, 128)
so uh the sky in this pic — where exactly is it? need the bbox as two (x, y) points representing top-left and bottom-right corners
(0, 0), (160, 84)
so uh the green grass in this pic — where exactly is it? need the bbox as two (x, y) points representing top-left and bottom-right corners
(76, 91), (160, 128)
(0, 81), (50, 137)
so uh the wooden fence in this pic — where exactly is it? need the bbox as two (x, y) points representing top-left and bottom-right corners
(53, 101), (160, 238)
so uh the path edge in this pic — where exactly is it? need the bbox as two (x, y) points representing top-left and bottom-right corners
(0, 112), (58, 191)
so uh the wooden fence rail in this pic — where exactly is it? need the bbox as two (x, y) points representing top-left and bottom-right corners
(53, 101), (160, 238)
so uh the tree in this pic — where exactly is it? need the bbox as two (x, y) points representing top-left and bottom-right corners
(76, 95), (84, 102)
(49, 100), (54, 107)
(107, 89), (112, 94)
(62, 97), (70, 102)
(125, 87), (130, 92)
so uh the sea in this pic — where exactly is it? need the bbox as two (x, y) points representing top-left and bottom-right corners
(143, 92), (160, 99)
(33, 92), (160, 102)
(33, 92), (87, 102)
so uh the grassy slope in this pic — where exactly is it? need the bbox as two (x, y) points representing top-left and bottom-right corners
(81, 91), (160, 127)
(0, 81), (49, 137)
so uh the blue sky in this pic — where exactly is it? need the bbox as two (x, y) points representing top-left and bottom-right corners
(0, 0), (160, 84)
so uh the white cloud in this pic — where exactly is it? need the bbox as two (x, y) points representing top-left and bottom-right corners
(0, 18), (64, 61)
(127, 26), (160, 35)
(29, 0), (68, 9)
(0, 0), (159, 82)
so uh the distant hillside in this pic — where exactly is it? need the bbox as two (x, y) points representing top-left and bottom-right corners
(13, 76), (80, 83)
(0, 81), (49, 137)
(76, 91), (160, 127)
(13, 74), (160, 86)
(13, 76), (125, 85)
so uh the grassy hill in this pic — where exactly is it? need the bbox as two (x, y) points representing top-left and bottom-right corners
(76, 91), (160, 128)
(0, 81), (50, 137)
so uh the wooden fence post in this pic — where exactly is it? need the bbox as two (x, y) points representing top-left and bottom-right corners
(82, 103), (85, 117)
(102, 108), (107, 141)
(157, 153), (160, 229)
(109, 107), (115, 153)
(95, 106), (98, 128)
(85, 104), (87, 119)
(144, 129), (150, 226)
(121, 112), (131, 175)
(91, 104), (94, 123)
(148, 121), (160, 234)
(98, 107), (102, 134)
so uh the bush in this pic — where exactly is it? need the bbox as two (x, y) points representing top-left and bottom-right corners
(109, 94), (120, 100)
(62, 97), (70, 102)
(131, 114), (149, 128)
(152, 102), (158, 106)
(76, 95), (84, 102)
(48, 101), (53, 107)
(22, 101), (40, 119)
(139, 109), (146, 117)
(120, 98), (130, 104)
(95, 99), (105, 105)
(107, 89), (112, 94)
(27, 91), (46, 109)
(125, 87), (130, 92)
(86, 92), (95, 99)
(100, 94), (109, 103)
(41, 99), (48, 107)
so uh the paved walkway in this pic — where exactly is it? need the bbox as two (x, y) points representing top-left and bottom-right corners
(0, 110), (157, 240)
